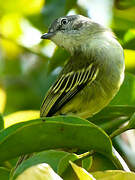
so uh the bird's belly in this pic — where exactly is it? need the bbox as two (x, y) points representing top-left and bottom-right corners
(55, 77), (121, 119)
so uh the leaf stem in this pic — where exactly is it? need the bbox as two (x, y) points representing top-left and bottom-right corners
(110, 125), (129, 139)
(77, 150), (94, 161)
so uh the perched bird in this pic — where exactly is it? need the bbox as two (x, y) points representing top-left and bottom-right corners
(40, 15), (125, 119)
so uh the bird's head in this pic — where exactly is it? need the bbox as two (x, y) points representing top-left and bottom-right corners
(41, 15), (108, 54)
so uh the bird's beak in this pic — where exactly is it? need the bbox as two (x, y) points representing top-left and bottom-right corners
(41, 32), (54, 39)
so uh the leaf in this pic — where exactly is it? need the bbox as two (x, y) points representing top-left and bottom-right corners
(42, 0), (67, 27)
(111, 73), (135, 105)
(0, 167), (10, 180)
(88, 105), (135, 124)
(65, 0), (77, 13)
(4, 110), (40, 128)
(124, 29), (135, 44)
(58, 152), (92, 176)
(12, 150), (68, 180)
(0, 0), (44, 15)
(44, 116), (91, 125)
(87, 105), (135, 134)
(0, 14), (22, 39)
(42, 0), (77, 27)
(58, 153), (79, 176)
(0, 114), (4, 131)
(127, 112), (135, 129)
(89, 153), (116, 172)
(92, 170), (135, 180)
(82, 156), (92, 172)
(15, 163), (63, 180)
(123, 28), (135, 53)
(70, 161), (96, 180)
(0, 116), (112, 162)
(0, 88), (6, 114)
(124, 50), (135, 71)
(112, 6), (135, 30)
(115, 0), (135, 9)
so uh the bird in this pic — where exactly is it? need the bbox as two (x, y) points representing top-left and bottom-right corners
(40, 15), (125, 119)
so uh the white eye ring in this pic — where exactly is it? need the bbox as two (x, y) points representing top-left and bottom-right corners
(61, 18), (68, 25)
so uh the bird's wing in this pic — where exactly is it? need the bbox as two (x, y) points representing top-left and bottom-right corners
(40, 63), (99, 117)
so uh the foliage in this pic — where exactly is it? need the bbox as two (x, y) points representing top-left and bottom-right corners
(0, 0), (135, 179)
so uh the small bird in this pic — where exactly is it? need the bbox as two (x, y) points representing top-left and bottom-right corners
(40, 15), (125, 119)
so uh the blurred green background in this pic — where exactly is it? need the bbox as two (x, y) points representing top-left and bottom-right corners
(0, 0), (135, 115)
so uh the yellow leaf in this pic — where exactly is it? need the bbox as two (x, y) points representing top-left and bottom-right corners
(92, 170), (135, 180)
(0, 0), (44, 15)
(0, 88), (6, 113)
(70, 161), (96, 180)
(16, 163), (63, 180)
(1, 39), (21, 58)
(4, 110), (40, 128)
(124, 49), (135, 69)
(0, 14), (22, 38)
(114, 7), (135, 22)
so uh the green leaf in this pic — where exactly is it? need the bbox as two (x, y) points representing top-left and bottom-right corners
(58, 152), (92, 176)
(127, 112), (135, 129)
(82, 156), (92, 172)
(88, 105), (135, 124)
(0, 114), (4, 131)
(0, 116), (112, 162)
(0, 167), (10, 180)
(58, 153), (79, 176)
(115, 0), (135, 9)
(87, 105), (135, 134)
(44, 115), (91, 125)
(70, 161), (95, 180)
(12, 150), (68, 180)
(111, 73), (135, 105)
(90, 153), (116, 172)
(92, 170), (135, 180)
(65, 0), (77, 13)
(112, 6), (135, 30)
(42, 0), (67, 27)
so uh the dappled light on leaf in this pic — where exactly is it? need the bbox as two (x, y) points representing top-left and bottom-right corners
(0, 0), (44, 15)
(112, 6), (135, 30)
(124, 49), (135, 69)
(12, 150), (69, 179)
(92, 170), (135, 180)
(0, 39), (22, 58)
(16, 163), (63, 180)
(0, 14), (22, 39)
(4, 110), (40, 128)
(0, 88), (6, 114)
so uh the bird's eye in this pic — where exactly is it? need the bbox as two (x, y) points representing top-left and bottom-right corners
(61, 18), (68, 25)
